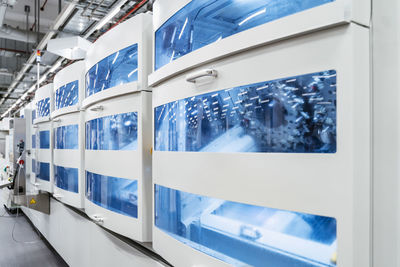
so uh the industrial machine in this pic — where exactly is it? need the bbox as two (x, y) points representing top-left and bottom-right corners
(83, 13), (153, 242)
(52, 61), (85, 209)
(0, 117), (49, 214)
(33, 83), (54, 193)
(150, 1), (370, 267)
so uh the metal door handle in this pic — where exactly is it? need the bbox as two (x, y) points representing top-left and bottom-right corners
(53, 193), (63, 199)
(89, 105), (104, 112)
(32, 125), (38, 128)
(186, 69), (218, 83)
(90, 214), (104, 224)
(53, 118), (61, 123)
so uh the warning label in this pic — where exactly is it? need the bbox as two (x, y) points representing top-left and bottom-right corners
(30, 198), (36, 205)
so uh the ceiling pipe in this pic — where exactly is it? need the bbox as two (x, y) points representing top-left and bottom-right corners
(0, 0), (79, 110)
(0, 0), (38, 43)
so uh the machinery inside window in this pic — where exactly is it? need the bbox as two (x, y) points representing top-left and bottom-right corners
(155, 0), (334, 70)
(55, 124), (79, 150)
(155, 184), (337, 267)
(32, 134), (36, 149)
(36, 97), (50, 118)
(39, 130), (50, 149)
(31, 109), (36, 123)
(37, 162), (50, 181)
(32, 159), (36, 173)
(86, 112), (138, 151)
(55, 80), (79, 110)
(86, 171), (138, 218)
(54, 165), (79, 193)
(85, 44), (139, 98)
(155, 70), (336, 153)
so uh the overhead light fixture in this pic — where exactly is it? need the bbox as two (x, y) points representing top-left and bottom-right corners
(95, 7), (121, 30)
(48, 60), (62, 73)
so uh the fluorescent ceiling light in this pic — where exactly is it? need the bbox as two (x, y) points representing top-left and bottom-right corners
(95, 7), (121, 30)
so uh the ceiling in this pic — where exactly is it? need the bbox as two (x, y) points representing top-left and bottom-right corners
(0, 0), (153, 117)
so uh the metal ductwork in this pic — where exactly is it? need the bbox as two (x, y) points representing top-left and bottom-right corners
(0, 25), (38, 43)
(0, 0), (38, 44)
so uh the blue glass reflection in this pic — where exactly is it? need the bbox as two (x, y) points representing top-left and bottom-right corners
(32, 159), (36, 173)
(85, 112), (138, 151)
(39, 130), (50, 149)
(55, 80), (79, 110)
(32, 109), (36, 123)
(85, 171), (138, 218)
(55, 124), (78, 150)
(85, 44), (138, 98)
(155, 0), (334, 70)
(54, 165), (79, 193)
(32, 134), (36, 149)
(37, 162), (50, 181)
(155, 184), (337, 267)
(155, 70), (336, 153)
(36, 97), (50, 118)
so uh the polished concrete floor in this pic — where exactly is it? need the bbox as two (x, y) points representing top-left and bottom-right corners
(0, 199), (68, 267)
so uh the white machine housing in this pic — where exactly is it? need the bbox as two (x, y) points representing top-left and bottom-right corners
(83, 13), (153, 242)
(149, 0), (371, 86)
(151, 23), (370, 267)
(52, 61), (85, 209)
(34, 83), (54, 193)
(82, 12), (152, 110)
(20, 104), (33, 185)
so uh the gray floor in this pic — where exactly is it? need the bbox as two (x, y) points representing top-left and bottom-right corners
(0, 197), (68, 267)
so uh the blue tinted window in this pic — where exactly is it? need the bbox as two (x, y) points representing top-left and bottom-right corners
(54, 165), (79, 193)
(86, 171), (138, 218)
(55, 124), (78, 150)
(37, 162), (50, 181)
(85, 112), (138, 151)
(155, 0), (334, 70)
(85, 44), (138, 98)
(39, 130), (50, 149)
(32, 134), (36, 149)
(32, 159), (36, 173)
(155, 70), (336, 153)
(55, 80), (79, 110)
(32, 109), (36, 123)
(36, 97), (50, 118)
(155, 184), (337, 266)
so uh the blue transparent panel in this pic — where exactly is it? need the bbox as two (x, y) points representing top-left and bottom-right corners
(32, 134), (36, 149)
(85, 44), (138, 98)
(32, 109), (36, 123)
(39, 130), (50, 149)
(155, 184), (337, 266)
(37, 162), (50, 181)
(55, 124), (78, 150)
(85, 112), (138, 151)
(55, 80), (79, 110)
(155, 70), (336, 153)
(32, 159), (36, 173)
(85, 171), (138, 218)
(36, 97), (50, 118)
(155, 0), (334, 70)
(54, 165), (79, 193)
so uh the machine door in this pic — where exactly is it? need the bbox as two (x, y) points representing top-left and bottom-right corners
(36, 121), (53, 193)
(53, 112), (84, 209)
(152, 24), (370, 267)
(150, 0), (370, 86)
(84, 92), (152, 242)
